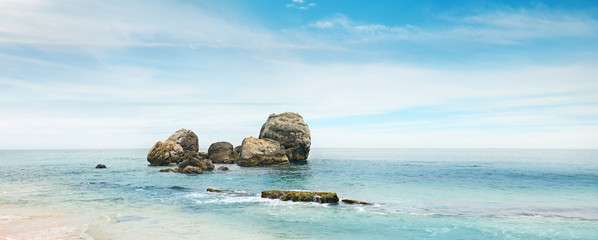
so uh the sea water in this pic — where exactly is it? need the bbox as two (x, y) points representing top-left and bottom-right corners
(1, 148), (597, 239)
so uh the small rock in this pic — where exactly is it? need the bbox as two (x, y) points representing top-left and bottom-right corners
(178, 158), (215, 171)
(95, 164), (106, 169)
(179, 165), (204, 174)
(159, 168), (174, 172)
(206, 188), (224, 193)
(217, 166), (229, 171)
(341, 199), (372, 205)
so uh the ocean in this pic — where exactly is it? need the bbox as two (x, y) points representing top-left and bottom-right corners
(1, 148), (597, 239)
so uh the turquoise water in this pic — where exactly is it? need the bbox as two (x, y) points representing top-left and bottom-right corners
(1, 149), (597, 239)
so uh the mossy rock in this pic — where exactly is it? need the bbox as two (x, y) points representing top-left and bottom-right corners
(261, 190), (339, 203)
(206, 188), (224, 193)
(341, 199), (373, 205)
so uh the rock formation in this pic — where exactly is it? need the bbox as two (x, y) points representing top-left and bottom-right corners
(158, 158), (214, 174)
(147, 129), (200, 166)
(217, 166), (229, 171)
(147, 140), (186, 166)
(208, 141), (235, 164)
(178, 158), (214, 171)
(166, 128), (199, 152)
(259, 112), (311, 161)
(261, 190), (339, 203)
(95, 164), (106, 169)
(236, 137), (289, 167)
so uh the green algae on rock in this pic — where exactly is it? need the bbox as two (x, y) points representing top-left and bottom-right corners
(206, 188), (224, 193)
(341, 199), (373, 205)
(261, 190), (339, 203)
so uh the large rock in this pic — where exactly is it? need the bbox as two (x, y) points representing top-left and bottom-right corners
(147, 140), (186, 166)
(236, 137), (289, 167)
(167, 128), (199, 152)
(259, 112), (311, 161)
(147, 129), (201, 166)
(208, 141), (234, 164)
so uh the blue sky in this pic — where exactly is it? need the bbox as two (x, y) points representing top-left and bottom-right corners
(0, 0), (597, 149)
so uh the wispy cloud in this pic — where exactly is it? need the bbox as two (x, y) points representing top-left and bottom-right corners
(286, 0), (316, 10)
(308, 9), (598, 44)
(0, 0), (287, 50)
(309, 15), (414, 42)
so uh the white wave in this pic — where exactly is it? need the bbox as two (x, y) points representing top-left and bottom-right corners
(0, 215), (29, 221)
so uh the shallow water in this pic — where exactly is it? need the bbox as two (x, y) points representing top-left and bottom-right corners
(1, 148), (597, 239)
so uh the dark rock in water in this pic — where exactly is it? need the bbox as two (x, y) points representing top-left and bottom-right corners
(341, 199), (373, 205)
(166, 128), (199, 152)
(178, 165), (204, 174)
(217, 166), (229, 171)
(178, 158), (214, 171)
(159, 168), (174, 172)
(206, 188), (251, 196)
(259, 112), (311, 161)
(206, 188), (224, 193)
(261, 190), (339, 203)
(95, 164), (106, 169)
(236, 137), (289, 167)
(208, 141), (235, 164)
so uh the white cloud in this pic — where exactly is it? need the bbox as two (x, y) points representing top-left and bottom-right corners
(3, 53), (597, 149)
(308, 10), (598, 44)
(286, 0), (316, 10)
(0, 1), (597, 149)
(0, 0), (288, 50)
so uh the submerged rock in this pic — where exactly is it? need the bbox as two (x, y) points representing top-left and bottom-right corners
(179, 165), (204, 174)
(261, 190), (339, 203)
(178, 158), (215, 171)
(341, 199), (373, 205)
(95, 164), (106, 169)
(208, 141), (235, 164)
(166, 128), (199, 152)
(206, 188), (224, 193)
(157, 157), (214, 174)
(217, 166), (229, 171)
(259, 112), (311, 161)
(236, 137), (289, 167)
